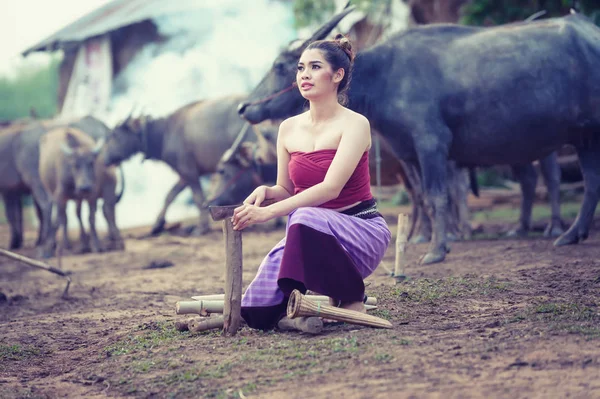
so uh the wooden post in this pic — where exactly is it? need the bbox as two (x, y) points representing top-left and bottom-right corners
(222, 218), (243, 336)
(394, 213), (410, 283)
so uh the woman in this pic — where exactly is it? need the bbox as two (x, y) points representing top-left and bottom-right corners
(232, 34), (391, 330)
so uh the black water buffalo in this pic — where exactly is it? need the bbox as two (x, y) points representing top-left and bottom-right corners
(238, 7), (600, 264)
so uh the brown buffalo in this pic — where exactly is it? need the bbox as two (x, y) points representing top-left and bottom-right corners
(102, 94), (273, 236)
(39, 127), (124, 257)
(1, 116), (120, 255)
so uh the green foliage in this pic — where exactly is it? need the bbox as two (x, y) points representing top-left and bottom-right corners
(292, 0), (391, 28)
(0, 54), (61, 121)
(460, 0), (600, 27)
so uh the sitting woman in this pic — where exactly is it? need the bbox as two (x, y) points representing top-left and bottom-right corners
(232, 34), (391, 330)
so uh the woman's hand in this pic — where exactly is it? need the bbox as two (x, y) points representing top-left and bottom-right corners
(232, 203), (274, 230)
(244, 185), (269, 206)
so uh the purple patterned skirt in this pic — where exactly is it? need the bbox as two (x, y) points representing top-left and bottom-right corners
(241, 199), (391, 330)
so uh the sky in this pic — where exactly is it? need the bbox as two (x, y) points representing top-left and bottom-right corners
(0, 0), (111, 75)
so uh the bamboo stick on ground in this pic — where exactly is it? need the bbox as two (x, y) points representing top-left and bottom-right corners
(177, 299), (376, 315)
(287, 290), (392, 329)
(393, 213), (410, 283)
(277, 316), (323, 334)
(191, 294), (377, 306)
(189, 316), (225, 333)
(176, 300), (224, 314)
(0, 248), (71, 298)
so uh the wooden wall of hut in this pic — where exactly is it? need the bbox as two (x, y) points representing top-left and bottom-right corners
(57, 20), (165, 112)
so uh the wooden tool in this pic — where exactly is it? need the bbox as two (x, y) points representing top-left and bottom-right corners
(209, 205), (243, 336)
(0, 248), (71, 298)
(287, 289), (392, 329)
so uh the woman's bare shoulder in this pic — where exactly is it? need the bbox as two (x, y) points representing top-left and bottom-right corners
(279, 111), (309, 135)
(342, 108), (370, 129)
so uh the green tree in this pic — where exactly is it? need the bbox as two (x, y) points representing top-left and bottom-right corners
(460, 0), (600, 26)
(0, 54), (61, 121)
(292, 0), (392, 28)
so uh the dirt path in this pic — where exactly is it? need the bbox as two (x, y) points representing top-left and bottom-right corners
(1, 206), (599, 398)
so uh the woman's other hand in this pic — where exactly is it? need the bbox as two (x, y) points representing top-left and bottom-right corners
(244, 185), (269, 206)
(232, 203), (274, 230)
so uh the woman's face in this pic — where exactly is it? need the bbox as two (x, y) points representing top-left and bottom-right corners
(296, 48), (343, 101)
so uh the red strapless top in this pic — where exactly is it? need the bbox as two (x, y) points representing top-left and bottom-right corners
(288, 149), (373, 209)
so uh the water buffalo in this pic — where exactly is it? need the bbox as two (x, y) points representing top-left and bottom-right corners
(39, 127), (124, 256)
(205, 122), (280, 208)
(237, 7), (599, 264)
(0, 122), (43, 249)
(2, 116), (120, 256)
(103, 95), (263, 236)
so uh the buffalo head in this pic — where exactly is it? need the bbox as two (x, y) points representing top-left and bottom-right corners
(238, 7), (355, 123)
(60, 131), (104, 195)
(102, 115), (146, 166)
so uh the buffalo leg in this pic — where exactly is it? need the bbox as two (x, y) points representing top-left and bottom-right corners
(102, 185), (125, 251)
(539, 152), (564, 237)
(509, 163), (537, 237)
(29, 182), (54, 256)
(404, 163), (431, 243)
(76, 200), (90, 253)
(61, 203), (73, 251)
(34, 199), (43, 246)
(188, 179), (210, 235)
(87, 199), (102, 253)
(42, 199), (67, 259)
(3, 193), (23, 249)
(554, 141), (600, 246)
(418, 151), (450, 265)
(151, 178), (187, 236)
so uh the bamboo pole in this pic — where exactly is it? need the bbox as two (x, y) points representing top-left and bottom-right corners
(178, 299), (377, 315)
(191, 294), (377, 306)
(176, 300), (224, 315)
(287, 290), (392, 329)
(0, 248), (71, 298)
(189, 316), (225, 333)
(393, 213), (410, 283)
(277, 316), (323, 334)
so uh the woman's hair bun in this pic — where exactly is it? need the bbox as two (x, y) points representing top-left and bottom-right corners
(333, 33), (354, 62)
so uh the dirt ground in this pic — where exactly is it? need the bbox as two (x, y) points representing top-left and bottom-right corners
(1, 199), (599, 399)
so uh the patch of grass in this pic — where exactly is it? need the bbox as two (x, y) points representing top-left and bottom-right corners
(392, 275), (510, 304)
(104, 321), (188, 357)
(504, 301), (600, 339)
(472, 201), (600, 225)
(0, 344), (40, 361)
(371, 309), (392, 320)
(374, 352), (394, 363)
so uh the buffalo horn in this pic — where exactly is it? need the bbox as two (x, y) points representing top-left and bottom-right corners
(221, 122), (251, 164)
